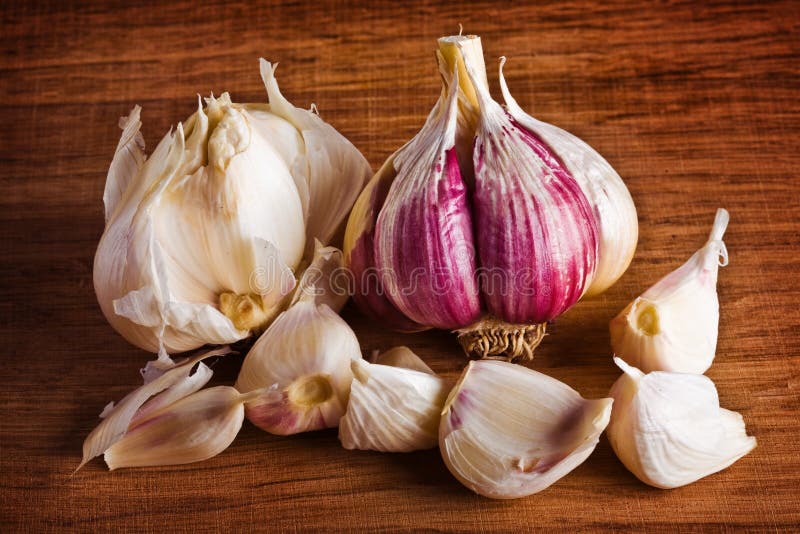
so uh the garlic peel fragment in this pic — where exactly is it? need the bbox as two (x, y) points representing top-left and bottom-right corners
(78, 346), (230, 470)
(610, 209), (730, 374)
(607, 358), (756, 489)
(439, 360), (612, 499)
(372, 346), (435, 375)
(104, 386), (245, 470)
(339, 354), (448, 452)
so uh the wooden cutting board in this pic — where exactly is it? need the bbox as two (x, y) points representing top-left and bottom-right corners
(2, 0), (798, 530)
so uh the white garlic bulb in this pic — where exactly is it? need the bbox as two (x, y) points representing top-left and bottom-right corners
(439, 360), (613, 499)
(235, 246), (360, 436)
(607, 358), (756, 489)
(610, 208), (730, 374)
(339, 349), (448, 452)
(94, 59), (370, 357)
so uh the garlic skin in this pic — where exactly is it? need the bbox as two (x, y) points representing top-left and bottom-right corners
(79, 347), (242, 470)
(372, 345), (435, 374)
(439, 360), (613, 499)
(339, 351), (448, 452)
(94, 60), (370, 356)
(104, 386), (246, 470)
(496, 58), (637, 296)
(607, 358), (756, 489)
(235, 301), (360, 435)
(610, 209), (730, 374)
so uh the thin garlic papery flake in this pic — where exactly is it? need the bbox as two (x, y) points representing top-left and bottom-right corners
(94, 59), (370, 357)
(439, 360), (612, 499)
(339, 349), (448, 452)
(607, 358), (756, 489)
(78, 347), (260, 470)
(610, 209), (730, 374)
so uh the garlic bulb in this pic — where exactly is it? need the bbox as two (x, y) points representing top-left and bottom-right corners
(439, 360), (613, 499)
(94, 59), (370, 356)
(607, 358), (756, 489)
(79, 347), (256, 470)
(344, 34), (637, 361)
(339, 349), (448, 452)
(610, 209), (729, 374)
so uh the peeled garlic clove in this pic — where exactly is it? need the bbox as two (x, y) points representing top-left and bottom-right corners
(607, 358), (756, 489)
(339, 354), (448, 452)
(79, 346), (230, 470)
(610, 209), (730, 374)
(373, 67), (482, 330)
(439, 360), (613, 499)
(104, 386), (245, 470)
(497, 58), (638, 296)
(235, 301), (360, 435)
(95, 61), (369, 355)
(372, 346), (435, 375)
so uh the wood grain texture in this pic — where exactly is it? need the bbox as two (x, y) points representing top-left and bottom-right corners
(1, 0), (799, 531)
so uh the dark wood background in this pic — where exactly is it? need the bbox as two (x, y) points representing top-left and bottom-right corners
(1, 0), (798, 531)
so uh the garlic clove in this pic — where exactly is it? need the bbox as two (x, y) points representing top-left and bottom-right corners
(497, 58), (638, 296)
(104, 386), (245, 470)
(459, 47), (598, 327)
(259, 59), (373, 255)
(607, 358), (756, 489)
(235, 301), (360, 435)
(439, 360), (613, 499)
(610, 209), (730, 374)
(79, 347), (231, 470)
(343, 158), (428, 333)
(339, 355), (449, 452)
(373, 66), (482, 329)
(372, 346), (435, 375)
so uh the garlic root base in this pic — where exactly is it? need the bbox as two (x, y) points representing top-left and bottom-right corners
(455, 316), (546, 361)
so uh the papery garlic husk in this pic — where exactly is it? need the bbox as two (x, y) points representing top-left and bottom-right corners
(339, 349), (448, 452)
(372, 345), (435, 374)
(235, 269), (361, 435)
(610, 209), (730, 374)
(439, 360), (613, 499)
(94, 59), (370, 356)
(104, 386), (247, 470)
(78, 347), (246, 470)
(607, 358), (756, 489)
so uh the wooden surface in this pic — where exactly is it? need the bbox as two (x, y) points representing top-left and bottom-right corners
(1, 0), (799, 531)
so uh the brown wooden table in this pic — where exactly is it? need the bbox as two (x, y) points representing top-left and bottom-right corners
(2, 1), (798, 531)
